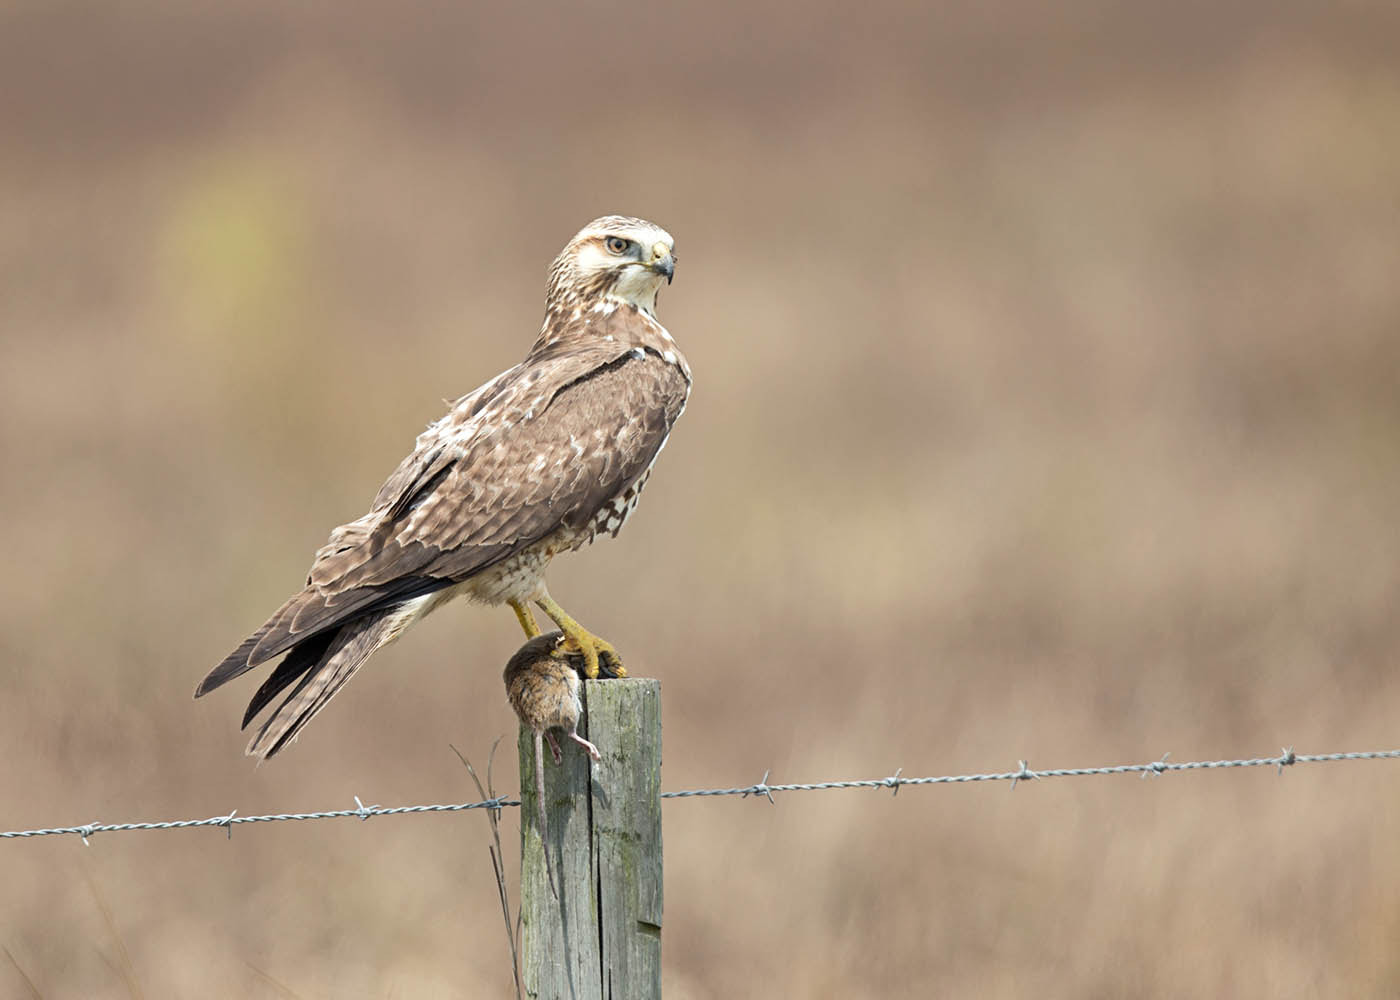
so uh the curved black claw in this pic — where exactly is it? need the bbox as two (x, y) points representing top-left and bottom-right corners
(595, 646), (626, 679)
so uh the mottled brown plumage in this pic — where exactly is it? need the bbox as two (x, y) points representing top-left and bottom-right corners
(504, 631), (604, 899)
(195, 216), (689, 758)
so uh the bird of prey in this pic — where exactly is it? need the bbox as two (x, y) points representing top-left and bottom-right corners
(195, 216), (690, 759)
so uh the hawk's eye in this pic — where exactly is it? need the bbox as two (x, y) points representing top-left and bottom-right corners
(605, 236), (630, 255)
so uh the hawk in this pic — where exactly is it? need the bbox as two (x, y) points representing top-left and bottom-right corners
(195, 216), (690, 759)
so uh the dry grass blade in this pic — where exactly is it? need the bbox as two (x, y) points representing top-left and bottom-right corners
(83, 871), (144, 1000)
(245, 961), (304, 999)
(451, 740), (523, 1000)
(3, 945), (43, 1000)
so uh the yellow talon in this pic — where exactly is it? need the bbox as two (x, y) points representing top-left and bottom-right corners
(563, 631), (625, 680)
(534, 593), (626, 679)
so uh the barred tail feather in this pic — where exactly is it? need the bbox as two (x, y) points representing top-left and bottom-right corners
(240, 630), (337, 729)
(196, 575), (451, 700)
(245, 612), (399, 760)
(194, 623), (275, 698)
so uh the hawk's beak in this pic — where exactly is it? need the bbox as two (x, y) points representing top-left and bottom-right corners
(650, 245), (675, 284)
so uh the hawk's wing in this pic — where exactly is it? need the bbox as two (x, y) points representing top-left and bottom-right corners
(195, 346), (689, 697)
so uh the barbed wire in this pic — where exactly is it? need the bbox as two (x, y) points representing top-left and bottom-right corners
(3, 746), (1398, 844)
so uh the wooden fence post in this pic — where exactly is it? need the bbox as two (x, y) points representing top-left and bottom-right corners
(518, 677), (662, 999)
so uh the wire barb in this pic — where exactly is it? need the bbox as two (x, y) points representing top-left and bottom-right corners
(741, 770), (775, 805)
(883, 768), (904, 797)
(1141, 751), (1171, 780)
(1010, 760), (1039, 790)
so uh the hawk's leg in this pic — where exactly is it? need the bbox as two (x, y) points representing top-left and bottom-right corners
(534, 593), (627, 679)
(509, 598), (542, 638)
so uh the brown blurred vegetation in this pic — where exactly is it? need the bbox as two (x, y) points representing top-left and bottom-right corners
(3, 1), (1400, 996)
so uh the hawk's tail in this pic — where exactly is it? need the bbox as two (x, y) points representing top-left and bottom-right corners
(195, 577), (451, 701)
(243, 612), (399, 760)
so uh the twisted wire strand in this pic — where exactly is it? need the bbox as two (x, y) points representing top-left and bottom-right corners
(3, 747), (1397, 842)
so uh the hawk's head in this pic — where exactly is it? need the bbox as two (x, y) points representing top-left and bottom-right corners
(548, 216), (676, 317)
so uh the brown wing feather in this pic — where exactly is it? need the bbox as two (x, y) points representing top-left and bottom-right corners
(406, 349), (690, 580)
(371, 367), (518, 520)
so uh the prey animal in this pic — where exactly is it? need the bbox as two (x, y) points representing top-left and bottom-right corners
(504, 630), (604, 898)
(195, 216), (690, 758)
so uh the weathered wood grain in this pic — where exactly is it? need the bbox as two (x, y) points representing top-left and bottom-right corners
(519, 677), (661, 999)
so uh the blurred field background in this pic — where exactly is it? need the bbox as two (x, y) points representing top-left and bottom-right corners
(3, 1), (1400, 996)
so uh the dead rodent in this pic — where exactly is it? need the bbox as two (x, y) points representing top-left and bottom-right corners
(504, 631), (603, 898)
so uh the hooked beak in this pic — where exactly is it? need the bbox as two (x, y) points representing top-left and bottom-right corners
(649, 243), (676, 284)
